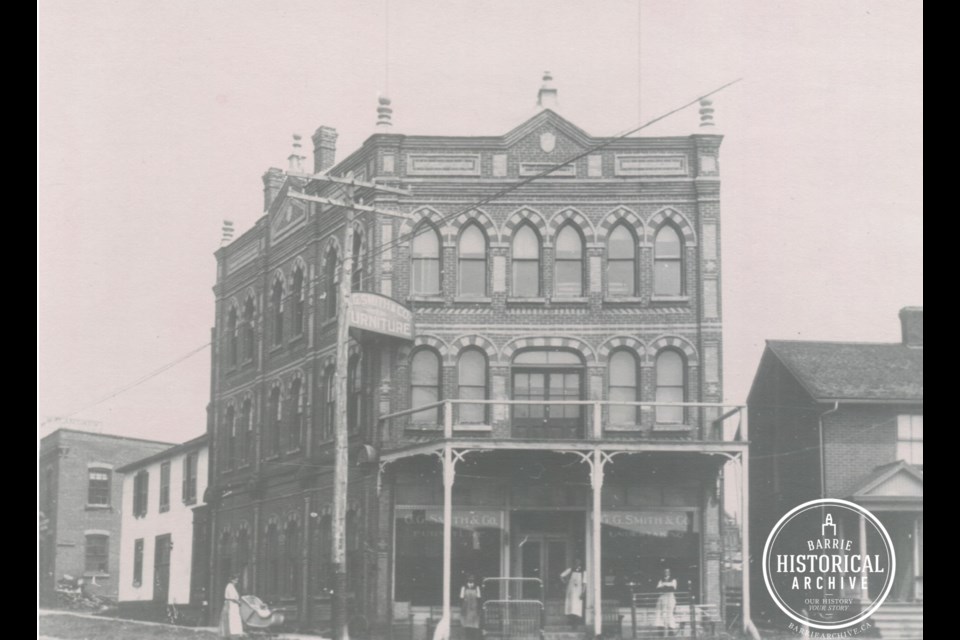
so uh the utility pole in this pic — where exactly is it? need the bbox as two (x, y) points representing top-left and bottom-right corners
(287, 174), (409, 640)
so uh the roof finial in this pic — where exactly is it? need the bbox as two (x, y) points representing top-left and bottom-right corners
(287, 133), (306, 173)
(699, 98), (716, 129)
(221, 220), (235, 246)
(537, 71), (558, 110)
(376, 95), (393, 129)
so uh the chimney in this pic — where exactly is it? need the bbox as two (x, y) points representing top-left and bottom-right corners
(376, 96), (393, 130)
(899, 307), (923, 347)
(287, 133), (307, 174)
(262, 167), (285, 211)
(311, 126), (339, 174)
(537, 71), (558, 110)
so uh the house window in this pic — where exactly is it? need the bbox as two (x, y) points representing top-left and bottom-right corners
(266, 385), (282, 457)
(288, 377), (303, 450)
(326, 250), (339, 319)
(292, 266), (305, 336)
(85, 534), (109, 573)
(133, 538), (144, 586)
(323, 368), (336, 442)
(284, 520), (300, 597)
(242, 297), (256, 362)
(348, 354), (363, 433)
(159, 462), (171, 513)
(133, 470), (149, 518)
(554, 224), (584, 297)
(457, 349), (487, 424)
(607, 223), (637, 297)
(182, 452), (198, 504)
(458, 224), (487, 296)
(352, 230), (365, 292)
(609, 350), (639, 425)
(896, 415), (923, 465)
(271, 278), (285, 346)
(511, 224), (540, 297)
(655, 349), (686, 424)
(654, 225), (683, 296)
(87, 468), (111, 506)
(411, 349), (441, 426)
(227, 306), (239, 366)
(411, 225), (441, 295)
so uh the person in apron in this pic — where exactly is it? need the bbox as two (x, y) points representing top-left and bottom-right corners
(459, 575), (482, 640)
(218, 575), (243, 639)
(654, 568), (678, 634)
(560, 560), (585, 627)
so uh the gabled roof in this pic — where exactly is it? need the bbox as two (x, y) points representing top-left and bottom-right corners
(765, 340), (923, 403)
(850, 460), (923, 503)
(501, 109), (594, 147)
(116, 433), (208, 473)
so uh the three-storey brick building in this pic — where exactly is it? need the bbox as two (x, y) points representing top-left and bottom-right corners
(207, 76), (748, 638)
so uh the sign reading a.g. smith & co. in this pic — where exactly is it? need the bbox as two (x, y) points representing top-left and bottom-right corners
(349, 292), (415, 341)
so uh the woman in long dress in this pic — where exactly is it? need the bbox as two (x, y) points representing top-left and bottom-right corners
(460, 575), (482, 640)
(219, 575), (243, 639)
(654, 568), (678, 634)
(560, 560), (585, 627)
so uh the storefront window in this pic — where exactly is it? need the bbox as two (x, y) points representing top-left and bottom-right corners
(394, 506), (505, 606)
(600, 510), (700, 606)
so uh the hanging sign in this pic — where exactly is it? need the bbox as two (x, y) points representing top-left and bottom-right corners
(349, 292), (415, 341)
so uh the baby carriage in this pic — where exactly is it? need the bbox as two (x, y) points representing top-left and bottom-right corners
(239, 594), (286, 637)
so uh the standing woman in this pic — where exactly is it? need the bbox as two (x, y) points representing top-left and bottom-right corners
(560, 559), (585, 628)
(459, 574), (482, 640)
(219, 575), (244, 639)
(653, 568), (678, 635)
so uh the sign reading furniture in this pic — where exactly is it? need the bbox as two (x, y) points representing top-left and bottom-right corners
(350, 293), (415, 341)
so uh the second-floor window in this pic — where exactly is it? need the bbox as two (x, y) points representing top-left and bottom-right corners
(271, 278), (285, 346)
(326, 250), (339, 319)
(182, 452), (198, 504)
(87, 468), (111, 507)
(897, 415), (923, 466)
(655, 349), (686, 424)
(292, 266), (305, 336)
(267, 385), (282, 457)
(159, 462), (171, 513)
(240, 399), (253, 466)
(607, 223), (637, 297)
(133, 470), (149, 518)
(654, 225), (683, 296)
(457, 348), (487, 424)
(289, 377), (303, 450)
(411, 349), (441, 425)
(242, 297), (256, 361)
(348, 355), (363, 433)
(227, 306), (239, 366)
(323, 368), (336, 442)
(609, 350), (639, 425)
(411, 225), (441, 295)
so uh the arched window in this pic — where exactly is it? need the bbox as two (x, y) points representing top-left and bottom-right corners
(242, 297), (256, 361)
(313, 515), (332, 596)
(323, 368), (336, 442)
(264, 523), (280, 595)
(266, 385), (282, 457)
(224, 405), (236, 470)
(655, 350), (686, 424)
(292, 266), (305, 336)
(608, 350), (638, 425)
(554, 224), (584, 297)
(227, 306), (239, 366)
(411, 349), (441, 425)
(218, 530), (233, 593)
(284, 520), (300, 597)
(240, 398), (253, 466)
(271, 278), (285, 346)
(458, 224), (487, 296)
(411, 225), (441, 295)
(348, 354), (363, 433)
(607, 223), (637, 297)
(351, 230), (365, 292)
(511, 224), (540, 297)
(457, 349), (487, 424)
(326, 250), (339, 319)
(288, 378), (303, 451)
(654, 226), (683, 296)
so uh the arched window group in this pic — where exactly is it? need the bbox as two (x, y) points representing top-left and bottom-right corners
(405, 218), (686, 299)
(271, 277), (285, 346)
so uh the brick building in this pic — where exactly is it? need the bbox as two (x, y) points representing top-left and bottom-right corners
(116, 434), (209, 621)
(38, 428), (172, 604)
(208, 76), (748, 638)
(748, 307), (923, 638)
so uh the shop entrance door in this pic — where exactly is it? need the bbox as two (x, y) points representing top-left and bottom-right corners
(517, 534), (571, 601)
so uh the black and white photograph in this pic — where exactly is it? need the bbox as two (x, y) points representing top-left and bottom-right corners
(38, 2), (922, 639)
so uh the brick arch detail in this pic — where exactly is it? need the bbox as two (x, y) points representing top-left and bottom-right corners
(649, 207), (697, 246)
(500, 335), (598, 363)
(597, 206), (647, 244)
(548, 208), (596, 244)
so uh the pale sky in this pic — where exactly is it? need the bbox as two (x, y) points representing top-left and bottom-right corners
(38, 0), (923, 443)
